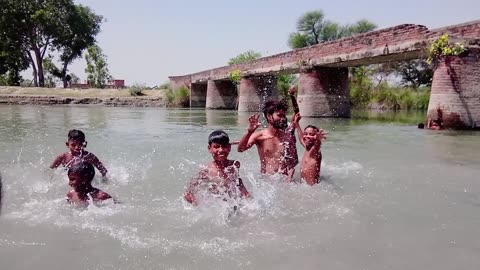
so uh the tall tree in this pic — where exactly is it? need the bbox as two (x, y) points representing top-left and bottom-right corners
(0, 0), (102, 87)
(85, 45), (111, 88)
(53, 4), (102, 88)
(288, 10), (377, 48)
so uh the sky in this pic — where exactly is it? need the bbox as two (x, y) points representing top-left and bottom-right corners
(56, 0), (480, 86)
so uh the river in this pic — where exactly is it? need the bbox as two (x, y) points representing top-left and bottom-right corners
(1, 105), (479, 269)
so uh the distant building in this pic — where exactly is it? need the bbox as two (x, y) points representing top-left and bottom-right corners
(106, 79), (125, 89)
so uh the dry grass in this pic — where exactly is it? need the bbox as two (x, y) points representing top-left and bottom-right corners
(0, 86), (167, 98)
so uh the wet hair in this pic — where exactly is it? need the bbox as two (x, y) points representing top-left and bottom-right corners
(262, 99), (289, 118)
(67, 162), (95, 182)
(304, 125), (320, 132)
(417, 123), (425, 129)
(208, 130), (230, 145)
(68, 129), (85, 142)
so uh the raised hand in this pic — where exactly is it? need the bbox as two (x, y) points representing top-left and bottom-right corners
(317, 129), (328, 141)
(291, 112), (301, 128)
(248, 114), (261, 132)
(288, 85), (296, 95)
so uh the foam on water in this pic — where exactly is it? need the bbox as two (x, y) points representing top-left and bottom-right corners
(3, 146), (364, 258)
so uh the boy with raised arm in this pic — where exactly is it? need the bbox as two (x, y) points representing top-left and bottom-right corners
(292, 113), (327, 185)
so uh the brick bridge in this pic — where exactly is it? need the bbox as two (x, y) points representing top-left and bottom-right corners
(169, 20), (480, 129)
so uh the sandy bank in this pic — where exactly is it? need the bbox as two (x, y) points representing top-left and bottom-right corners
(0, 86), (167, 107)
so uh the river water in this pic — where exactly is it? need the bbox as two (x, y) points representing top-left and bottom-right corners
(1, 105), (479, 270)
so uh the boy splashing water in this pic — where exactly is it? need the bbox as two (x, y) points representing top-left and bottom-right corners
(50, 129), (108, 180)
(67, 161), (113, 206)
(184, 130), (250, 205)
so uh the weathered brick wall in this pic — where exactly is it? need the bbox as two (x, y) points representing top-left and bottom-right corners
(430, 20), (480, 39)
(238, 76), (278, 112)
(298, 67), (350, 117)
(427, 49), (480, 129)
(206, 80), (237, 109)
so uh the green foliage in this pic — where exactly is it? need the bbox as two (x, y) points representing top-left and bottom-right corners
(288, 10), (377, 48)
(228, 70), (242, 85)
(427, 34), (466, 64)
(350, 75), (431, 110)
(129, 83), (147, 96)
(277, 74), (297, 98)
(414, 88), (431, 110)
(396, 60), (433, 88)
(85, 45), (112, 88)
(158, 81), (171, 90)
(288, 33), (309, 49)
(344, 19), (377, 35)
(166, 86), (190, 107)
(228, 50), (262, 65)
(0, 0), (102, 87)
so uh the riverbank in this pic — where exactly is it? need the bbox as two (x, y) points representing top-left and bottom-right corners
(0, 86), (167, 107)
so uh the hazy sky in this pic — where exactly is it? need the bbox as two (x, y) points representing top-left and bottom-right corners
(60, 0), (480, 86)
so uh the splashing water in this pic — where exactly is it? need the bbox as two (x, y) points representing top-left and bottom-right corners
(1, 106), (480, 269)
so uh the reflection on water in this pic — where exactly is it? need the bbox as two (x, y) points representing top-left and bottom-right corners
(1, 106), (480, 270)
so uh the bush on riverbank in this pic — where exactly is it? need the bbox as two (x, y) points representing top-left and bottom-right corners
(351, 81), (430, 110)
(128, 83), (147, 96)
(165, 86), (189, 107)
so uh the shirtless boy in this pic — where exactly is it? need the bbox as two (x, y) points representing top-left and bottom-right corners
(184, 130), (249, 205)
(67, 162), (113, 206)
(50, 129), (108, 179)
(292, 113), (327, 185)
(237, 99), (298, 181)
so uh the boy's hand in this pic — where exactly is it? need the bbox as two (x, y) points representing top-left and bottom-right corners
(291, 112), (301, 128)
(318, 129), (328, 141)
(288, 85), (296, 95)
(248, 114), (260, 132)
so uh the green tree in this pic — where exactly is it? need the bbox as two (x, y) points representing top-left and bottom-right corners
(85, 45), (112, 88)
(396, 60), (433, 89)
(288, 10), (377, 48)
(228, 50), (262, 65)
(0, 0), (102, 87)
(53, 4), (102, 88)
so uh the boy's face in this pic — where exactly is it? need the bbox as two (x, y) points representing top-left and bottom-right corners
(303, 127), (318, 145)
(208, 142), (231, 162)
(268, 110), (287, 129)
(66, 139), (85, 155)
(68, 173), (87, 191)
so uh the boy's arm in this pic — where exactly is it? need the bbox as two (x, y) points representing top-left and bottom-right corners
(184, 169), (207, 205)
(89, 154), (108, 177)
(291, 113), (305, 148)
(237, 178), (250, 198)
(426, 116), (432, 129)
(237, 114), (261, 152)
(289, 86), (299, 114)
(50, 153), (65, 169)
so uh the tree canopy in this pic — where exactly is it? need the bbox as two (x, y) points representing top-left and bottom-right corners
(0, 0), (103, 87)
(288, 10), (377, 48)
(228, 50), (262, 65)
